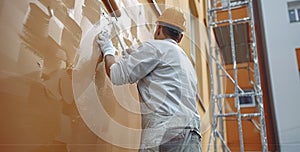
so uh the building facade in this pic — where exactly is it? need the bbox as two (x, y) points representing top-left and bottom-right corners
(1, 0), (300, 151)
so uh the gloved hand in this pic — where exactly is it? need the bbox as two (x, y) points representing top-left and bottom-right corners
(96, 30), (115, 57)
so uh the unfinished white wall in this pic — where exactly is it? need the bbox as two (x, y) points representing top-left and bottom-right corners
(260, 0), (300, 151)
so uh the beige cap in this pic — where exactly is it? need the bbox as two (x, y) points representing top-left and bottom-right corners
(156, 7), (186, 32)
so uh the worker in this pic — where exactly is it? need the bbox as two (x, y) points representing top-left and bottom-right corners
(97, 7), (201, 152)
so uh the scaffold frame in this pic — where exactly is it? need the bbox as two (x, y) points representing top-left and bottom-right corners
(207, 0), (268, 151)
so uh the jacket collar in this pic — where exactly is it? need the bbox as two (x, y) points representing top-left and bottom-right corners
(164, 38), (178, 45)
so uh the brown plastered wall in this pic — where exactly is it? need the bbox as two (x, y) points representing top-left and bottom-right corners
(0, 0), (150, 151)
(0, 0), (214, 151)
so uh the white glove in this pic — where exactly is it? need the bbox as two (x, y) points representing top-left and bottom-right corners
(97, 31), (115, 57)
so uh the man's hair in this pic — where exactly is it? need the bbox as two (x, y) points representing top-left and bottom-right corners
(161, 26), (182, 42)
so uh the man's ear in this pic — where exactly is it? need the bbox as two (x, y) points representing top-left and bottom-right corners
(154, 25), (163, 40)
(177, 33), (183, 43)
(157, 26), (162, 36)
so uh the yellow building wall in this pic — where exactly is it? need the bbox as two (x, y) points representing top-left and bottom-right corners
(0, 0), (212, 151)
(0, 0), (142, 151)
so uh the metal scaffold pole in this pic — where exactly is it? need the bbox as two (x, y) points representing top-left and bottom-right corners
(247, 0), (268, 151)
(206, 0), (268, 151)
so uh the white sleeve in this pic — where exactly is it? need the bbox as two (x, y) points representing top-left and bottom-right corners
(110, 42), (160, 85)
(110, 63), (127, 85)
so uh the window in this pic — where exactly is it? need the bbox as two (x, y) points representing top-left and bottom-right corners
(289, 9), (297, 22)
(288, 1), (300, 23)
(289, 8), (300, 22)
(237, 89), (256, 108)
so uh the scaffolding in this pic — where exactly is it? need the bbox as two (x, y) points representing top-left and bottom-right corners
(207, 0), (268, 151)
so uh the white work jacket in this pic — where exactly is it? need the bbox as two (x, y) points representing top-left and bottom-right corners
(110, 39), (201, 149)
